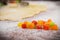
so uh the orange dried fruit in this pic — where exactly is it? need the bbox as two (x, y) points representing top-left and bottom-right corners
(28, 23), (35, 29)
(47, 19), (52, 22)
(43, 24), (50, 30)
(23, 21), (28, 24)
(38, 20), (45, 26)
(50, 25), (58, 30)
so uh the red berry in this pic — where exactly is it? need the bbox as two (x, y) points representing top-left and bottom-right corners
(43, 24), (50, 30)
(36, 24), (42, 29)
(22, 23), (27, 29)
(32, 20), (37, 25)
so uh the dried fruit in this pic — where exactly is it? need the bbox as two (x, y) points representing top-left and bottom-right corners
(50, 25), (58, 30)
(38, 20), (45, 26)
(18, 22), (22, 28)
(23, 21), (28, 24)
(50, 22), (55, 27)
(28, 23), (35, 29)
(47, 19), (52, 22)
(43, 24), (50, 30)
(36, 24), (42, 29)
(32, 20), (37, 25)
(17, 19), (58, 30)
(22, 23), (27, 29)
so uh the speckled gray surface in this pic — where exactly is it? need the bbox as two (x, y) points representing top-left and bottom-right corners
(0, 1), (60, 40)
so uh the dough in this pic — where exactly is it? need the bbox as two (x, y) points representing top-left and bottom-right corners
(0, 3), (46, 21)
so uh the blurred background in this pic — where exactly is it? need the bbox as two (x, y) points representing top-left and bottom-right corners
(0, 0), (60, 5)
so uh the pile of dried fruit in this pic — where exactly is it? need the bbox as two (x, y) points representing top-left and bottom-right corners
(18, 19), (58, 30)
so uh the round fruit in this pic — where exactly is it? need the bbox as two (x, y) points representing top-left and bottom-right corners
(46, 19), (52, 25)
(28, 23), (35, 29)
(50, 25), (58, 30)
(22, 23), (27, 29)
(47, 19), (52, 22)
(36, 24), (42, 29)
(38, 20), (45, 26)
(18, 22), (22, 28)
(43, 24), (50, 30)
(50, 22), (55, 27)
(32, 20), (37, 25)
(23, 21), (28, 24)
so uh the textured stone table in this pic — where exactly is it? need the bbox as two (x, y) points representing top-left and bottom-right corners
(0, 1), (60, 40)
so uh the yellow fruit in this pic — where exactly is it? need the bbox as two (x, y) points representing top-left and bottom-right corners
(26, 22), (31, 28)
(18, 22), (22, 28)
(38, 20), (45, 26)
(45, 22), (50, 25)
(27, 23), (35, 29)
